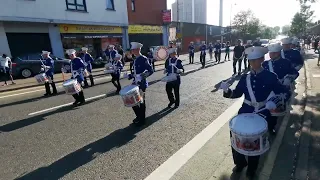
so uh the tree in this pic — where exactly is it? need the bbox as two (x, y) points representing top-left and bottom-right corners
(290, 3), (314, 36)
(282, 25), (291, 35)
(232, 10), (263, 39)
(273, 26), (281, 34)
(260, 26), (277, 39)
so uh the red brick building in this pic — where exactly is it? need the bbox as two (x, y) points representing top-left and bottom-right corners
(126, 0), (169, 54)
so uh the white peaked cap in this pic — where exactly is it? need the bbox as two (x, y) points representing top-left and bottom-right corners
(81, 47), (88, 51)
(292, 38), (299, 44)
(267, 43), (282, 52)
(281, 37), (292, 45)
(109, 45), (115, 48)
(42, 51), (50, 55)
(247, 40), (252, 43)
(190, 41), (194, 43)
(130, 42), (143, 50)
(245, 46), (268, 60)
(66, 49), (76, 55)
(168, 48), (177, 54)
(115, 53), (122, 59)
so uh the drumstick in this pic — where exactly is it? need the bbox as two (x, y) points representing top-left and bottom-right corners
(61, 68), (66, 81)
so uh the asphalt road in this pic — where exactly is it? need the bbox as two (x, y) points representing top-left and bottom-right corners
(0, 53), (245, 180)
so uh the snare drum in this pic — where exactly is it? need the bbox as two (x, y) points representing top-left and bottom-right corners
(161, 73), (178, 82)
(35, 73), (48, 84)
(63, 79), (82, 95)
(119, 85), (143, 107)
(229, 113), (270, 156)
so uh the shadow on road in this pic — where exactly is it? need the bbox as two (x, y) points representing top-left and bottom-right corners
(14, 107), (175, 180)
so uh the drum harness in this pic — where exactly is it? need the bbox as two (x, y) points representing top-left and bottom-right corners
(244, 73), (268, 112)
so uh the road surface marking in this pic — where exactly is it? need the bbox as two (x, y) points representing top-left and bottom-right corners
(0, 76), (110, 99)
(312, 74), (320, 78)
(144, 98), (243, 180)
(28, 94), (106, 116)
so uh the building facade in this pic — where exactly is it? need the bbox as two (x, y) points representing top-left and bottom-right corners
(171, 0), (206, 24)
(0, 0), (128, 58)
(126, 0), (169, 54)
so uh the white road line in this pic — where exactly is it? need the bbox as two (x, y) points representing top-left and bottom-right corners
(144, 98), (243, 180)
(0, 76), (110, 99)
(28, 94), (106, 116)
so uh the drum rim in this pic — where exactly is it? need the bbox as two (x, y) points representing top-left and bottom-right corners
(119, 85), (139, 95)
(231, 140), (270, 156)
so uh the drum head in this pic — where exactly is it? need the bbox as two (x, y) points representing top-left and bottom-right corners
(230, 113), (267, 136)
(154, 46), (169, 61)
(63, 79), (76, 85)
(119, 85), (139, 95)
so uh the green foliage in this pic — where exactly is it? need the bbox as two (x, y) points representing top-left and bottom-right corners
(232, 10), (278, 40)
(281, 25), (291, 35)
(290, 3), (314, 36)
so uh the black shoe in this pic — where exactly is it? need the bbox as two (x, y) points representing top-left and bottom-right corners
(168, 102), (175, 108)
(174, 105), (179, 108)
(133, 117), (140, 124)
(136, 119), (146, 126)
(269, 129), (276, 135)
(246, 170), (256, 180)
(73, 101), (79, 106)
(232, 165), (246, 173)
(44, 93), (51, 96)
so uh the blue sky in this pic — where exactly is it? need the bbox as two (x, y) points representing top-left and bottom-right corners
(167, 0), (320, 27)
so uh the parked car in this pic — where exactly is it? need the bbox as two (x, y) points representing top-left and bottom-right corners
(11, 53), (71, 78)
(260, 39), (270, 47)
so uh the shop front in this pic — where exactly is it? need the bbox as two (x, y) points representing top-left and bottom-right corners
(59, 24), (123, 58)
(128, 25), (163, 54)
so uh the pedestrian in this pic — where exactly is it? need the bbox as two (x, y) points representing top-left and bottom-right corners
(233, 39), (245, 75)
(116, 45), (125, 65)
(67, 49), (86, 106)
(219, 46), (290, 179)
(147, 48), (155, 71)
(244, 40), (253, 70)
(188, 42), (195, 64)
(314, 37), (319, 53)
(164, 48), (184, 108)
(128, 42), (154, 126)
(208, 43), (213, 60)
(41, 51), (57, 96)
(199, 41), (207, 68)
(262, 42), (299, 134)
(214, 40), (222, 63)
(111, 53), (123, 94)
(80, 47), (94, 87)
(281, 37), (304, 71)
(224, 41), (231, 61)
(1, 54), (15, 86)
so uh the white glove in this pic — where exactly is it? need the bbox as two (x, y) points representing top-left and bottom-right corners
(266, 101), (277, 110)
(176, 69), (182, 73)
(219, 81), (231, 92)
(41, 68), (44, 72)
(283, 78), (291, 86)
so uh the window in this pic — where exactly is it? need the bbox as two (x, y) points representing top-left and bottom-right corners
(66, 0), (87, 11)
(106, 0), (115, 10)
(131, 0), (135, 12)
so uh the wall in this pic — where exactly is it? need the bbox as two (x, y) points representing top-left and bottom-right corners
(127, 0), (166, 25)
(0, 0), (128, 26)
(206, 25), (222, 43)
(0, 22), (11, 57)
(180, 22), (206, 37)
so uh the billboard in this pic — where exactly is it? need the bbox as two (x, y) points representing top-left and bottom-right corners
(162, 10), (172, 23)
(180, 22), (206, 37)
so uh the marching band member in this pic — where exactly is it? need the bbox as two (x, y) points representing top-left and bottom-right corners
(81, 47), (94, 87)
(188, 42), (195, 64)
(233, 39), (245, 75)
(128, 42), (154, 125)
(220, 46), (290, 179)
(262, 42), (299, 134)
(41, 51), (57, 96)
(164, 48), (184, 108)
(67, 49), (86, 106)
(214, 40), (222, 63)
(208, 43), (213, 60)
(108, 45), (118, 62)
(281, 37), (304, 71)
(147, 48), (155, 71)
(200, 41), (207, 68)
(111, 53), (123, 94)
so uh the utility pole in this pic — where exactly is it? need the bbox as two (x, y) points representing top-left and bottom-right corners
(219, 0), (223, 43)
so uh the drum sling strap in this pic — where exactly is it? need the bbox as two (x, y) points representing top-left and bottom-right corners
(281, 50), (285, 59)
(133, 59), (144, 105)
(245, 74), (266, 112)
(268, 61), (274, 73)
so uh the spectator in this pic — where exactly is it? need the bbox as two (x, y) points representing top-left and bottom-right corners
(0, 54), (15, 86)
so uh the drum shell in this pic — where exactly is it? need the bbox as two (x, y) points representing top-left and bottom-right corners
(229, 114), (270, 156)
(35, 73), (48, 84)
(63, 79), (81, 95)
(119, 85), (143, 107)
(161, 73), (178, 82)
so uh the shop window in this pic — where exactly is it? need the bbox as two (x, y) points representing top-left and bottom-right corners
(131, 0), (135, 12)
(106, 0), (115, 10)
(66, 0), (87, 12)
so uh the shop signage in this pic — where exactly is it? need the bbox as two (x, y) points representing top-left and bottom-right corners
(128, 25), (163, 34)
(61, 33), (122, 39)
(162, 10), (171, 23)
(59, 24), (122, 34)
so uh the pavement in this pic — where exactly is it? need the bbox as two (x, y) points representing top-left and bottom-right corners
(0, 51), (242, 180)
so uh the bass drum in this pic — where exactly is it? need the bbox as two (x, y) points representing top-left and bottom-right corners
(153, 46), (169, 61)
